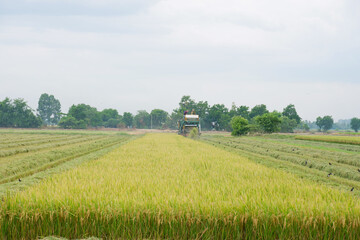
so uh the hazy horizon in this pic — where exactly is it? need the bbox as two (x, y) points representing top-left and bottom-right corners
(1, 0), (359, 122)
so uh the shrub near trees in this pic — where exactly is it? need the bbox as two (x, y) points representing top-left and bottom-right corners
(231, 116), (249, 136)
(255, 112), (282, 133)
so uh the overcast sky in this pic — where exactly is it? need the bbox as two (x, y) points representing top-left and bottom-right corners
(0, 0), (359, 121)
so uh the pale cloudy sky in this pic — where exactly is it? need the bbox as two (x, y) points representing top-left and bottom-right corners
(0, 0), (359, 121)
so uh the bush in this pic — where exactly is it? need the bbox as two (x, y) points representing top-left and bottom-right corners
(255, 112), (282, 133)
(58, 116), (87, 129)
(231, 116), (249, 136)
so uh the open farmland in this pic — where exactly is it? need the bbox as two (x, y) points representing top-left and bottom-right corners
(0, 129), (134, 197)
(2, 134), (360, 239)
(295, 135), (360, 145)
(202, 134), (360, 196)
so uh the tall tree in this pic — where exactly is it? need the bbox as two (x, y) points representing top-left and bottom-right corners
(101, 109), (119, 122)
(249, 104), (269, 119)
(134, 110), (151, 129)
(230, 104), (250, 120)
(150, 109), (168, 129)
(351, 118), (360, 132)
(280, 116), (297, 133)
(207, 104), (230, 130)
(67, 104), (101, 128)
(178, 95), (196, 114)
(123, 112), (134, 128)
(37, 93), (61, 125)
(282, 104), (301, 124)
(316, 116), (334, 132)
(100, 109), (121, 128)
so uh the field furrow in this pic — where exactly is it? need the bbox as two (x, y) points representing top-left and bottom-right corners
(0, 131), (134, 196)
(0, 134), (83, 150)
(201, 134), (360, 195)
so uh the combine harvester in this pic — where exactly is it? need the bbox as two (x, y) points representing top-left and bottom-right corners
(178, 112), (201, 136)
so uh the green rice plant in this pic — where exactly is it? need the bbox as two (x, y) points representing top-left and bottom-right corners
(201, 134), (360, 196)
(0, 132), (134, 194)
(1, 134), (360, 239)
(296, 135), (360, 145)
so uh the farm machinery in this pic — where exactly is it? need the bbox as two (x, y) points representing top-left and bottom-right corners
(178, 113), (201, 136)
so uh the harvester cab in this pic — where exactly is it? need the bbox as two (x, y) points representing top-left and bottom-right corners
(178, 114), (201, 136)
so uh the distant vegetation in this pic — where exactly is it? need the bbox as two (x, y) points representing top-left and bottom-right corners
(0, 94), (359, 134)
(0, 98), (42, 128)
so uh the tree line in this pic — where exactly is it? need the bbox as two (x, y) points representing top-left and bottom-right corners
(0, 94), (360, 134)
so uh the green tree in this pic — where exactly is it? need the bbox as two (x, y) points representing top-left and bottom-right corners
(316, 116), (334, 132)
(297, 121), (310, 132)
(255, 112), (282, 133)
(237, 106), (250, 120)
(229, 104), (250, 120)
(37, 93), (61, 125)
(282, 104), (301, 124)
(315, 117), (323, 131)
(178, 95), (197, 114)
(350, 118), (360, 132)
(0, 98), (13, 127)
(104, 118), (121, 128)
(151, 109), (168, 129)
(58, 116), (86, 129)
(123, 112), (134, 128)
(67, 104), (102, 128)
(195, 101), (209, 119)
(101, 109), (121, 128)
(101, 109), (119, 122)
(0, 98), (41, 128)
(250, 104), (269, 119)
(207, 104), (230, 130)
(231, 116), (249, 136)
(166, 112), (183, 130)
(134, 110), (151, 129)
(280, 116), (297, 133)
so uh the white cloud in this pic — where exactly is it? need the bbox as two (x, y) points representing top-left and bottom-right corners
(0, 0), (359, 120)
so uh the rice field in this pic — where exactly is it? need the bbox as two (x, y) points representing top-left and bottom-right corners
(201, 134), (360, 196)
(0, 130), (134, 197)
(1, 133), (360, 239)
(295, 135), (360, 145)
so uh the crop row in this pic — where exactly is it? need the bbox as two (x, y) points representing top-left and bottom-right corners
(295, 135), (360, 145)
(0, 134), (62, 146)
(0, 135), (96, 157)
(0, 134), (83, 149)
(201, 135), (360, 194)
(0, 134), (131, 184)
(2, 134), (360, 239)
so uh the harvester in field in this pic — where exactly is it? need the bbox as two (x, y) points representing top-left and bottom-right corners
(178, 111), (201, 136)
